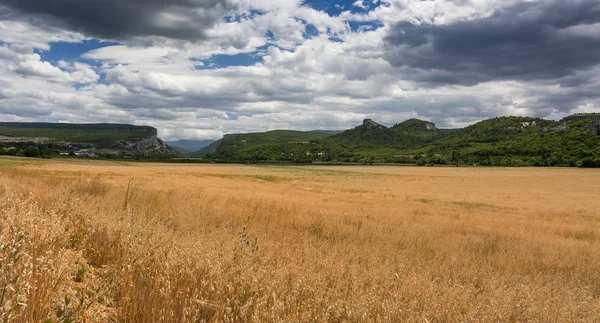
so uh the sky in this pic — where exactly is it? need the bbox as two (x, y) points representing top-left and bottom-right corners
(0, 0), (599, 140)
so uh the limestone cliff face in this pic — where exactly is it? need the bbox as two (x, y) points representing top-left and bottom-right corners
(0, 123), (180, 158)
(560, 114), (600, 135)
(362, 119), (387, 130)
(113, 129), (178, 157)
(119, 134), (167, 150)
(424, 122), (437, 130)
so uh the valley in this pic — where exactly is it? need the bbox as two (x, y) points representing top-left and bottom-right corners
(1, 157), (599, 321)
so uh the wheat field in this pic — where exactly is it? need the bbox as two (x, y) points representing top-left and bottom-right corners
(0, 157), (599, 322)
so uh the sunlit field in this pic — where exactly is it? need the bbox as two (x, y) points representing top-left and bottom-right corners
(1, 157), (599, 322)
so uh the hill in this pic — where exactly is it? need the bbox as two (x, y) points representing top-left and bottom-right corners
(191, 139), (223, 158)
(192, 130), (341, 160)
(0, 122), (156, 143)
(426, 116), (599, 166)
(0, 122), (178, 158)
(560, 113), (600, 135)
(327, 118), (446, 155)
(4, 115), (599, 167)
(203, 115), (600, 167)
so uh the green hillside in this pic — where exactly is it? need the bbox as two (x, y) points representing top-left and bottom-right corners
(203, 116), (600, 167)
(191, 139), (223, 157)
(192, 130), (341, 161)
(0, 123), (155, 144)
(0, 122), (177, 158)
(327, 118), (447, 155)
(426, 117), (600, 166)
(5, 116), (599, 167)
(170, 146), (191, 154)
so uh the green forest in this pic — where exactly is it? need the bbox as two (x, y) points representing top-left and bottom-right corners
(200, 116), (600, 167)
(0, 123), (155, 144)
(2, 117), (600, 167)
(0, 123), (160, 158)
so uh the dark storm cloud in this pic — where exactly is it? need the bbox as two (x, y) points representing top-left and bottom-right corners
(384, 0), (600, 86)
(0, 0), (238, 41)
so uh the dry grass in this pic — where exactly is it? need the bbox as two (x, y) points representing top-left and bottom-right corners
(1, 157), (600, 322)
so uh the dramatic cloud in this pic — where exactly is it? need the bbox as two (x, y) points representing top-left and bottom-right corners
(0, 0), (239, 41)
(0, 0), (599, 140)
(384, 0), (600, 85)
(0, 44), (98, 83)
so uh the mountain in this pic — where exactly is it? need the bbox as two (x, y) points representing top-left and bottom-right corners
(201, 115), (600, 167)
(426, 116), (598, 166)
(166, 139), (215, 153)
(392, 118), (437, 131)
(324, 118), (448, 158)
(0, 122), (178, 158)
(191, 130), (341, 160)
(3, 115), (599, 167)
(191, 138), (224, 157)
(361, 118), (387, 130)
(170, 146), (191, 154)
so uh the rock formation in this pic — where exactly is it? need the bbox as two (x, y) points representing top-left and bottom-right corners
(113, 130), (178, 157)
(560, 113), (600, 135)
(424, 122), (437, 130)
(362, 119), (387, 130)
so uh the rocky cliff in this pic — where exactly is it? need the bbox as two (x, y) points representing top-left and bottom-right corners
(362, 119), (387, 130)
(0, 123), (179, 158)
(560, 113), (600, 135)
(424, 122), (437, 130)
(110, 131), (179, 157)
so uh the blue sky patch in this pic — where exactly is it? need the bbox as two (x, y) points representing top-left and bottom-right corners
(37, 40), (119, 64)
(348, 21), (384, 32)
(195, 50), (266, 70)
(32, 40), (115, 86)
(225, 9), (265, 23)
(329, 35), (344, 43)
(302, 0), (383, 15)
(23, 2), (384, 78)
(304, 24), (320, 38)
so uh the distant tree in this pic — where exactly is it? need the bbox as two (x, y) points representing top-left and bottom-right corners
(24, 146), (40, 158)
(41, 148), (57, 158)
